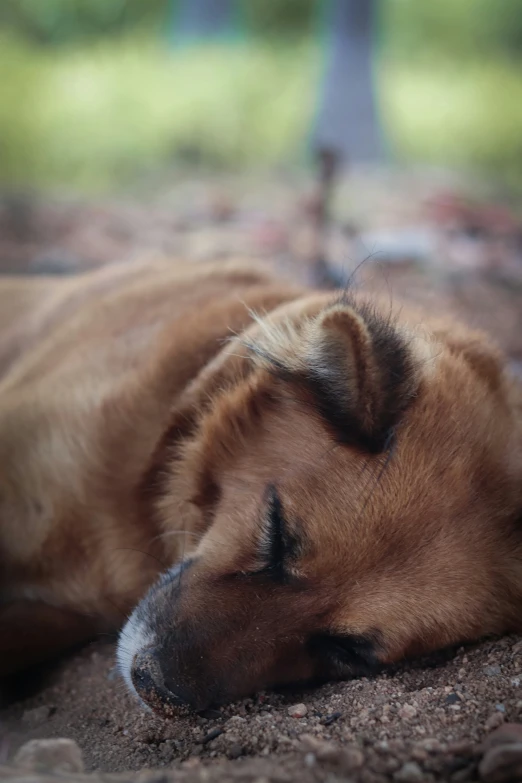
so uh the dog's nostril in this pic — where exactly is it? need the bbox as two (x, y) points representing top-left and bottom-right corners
(131, 650), (187, 710)
(131, 662), (156, 695)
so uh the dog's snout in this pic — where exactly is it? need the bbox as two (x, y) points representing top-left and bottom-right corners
(131, 650), (187, 714)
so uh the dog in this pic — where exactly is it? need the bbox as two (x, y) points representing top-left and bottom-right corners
(0, 257), (521, 715)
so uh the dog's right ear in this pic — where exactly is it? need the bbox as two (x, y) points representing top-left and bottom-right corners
(247, 301), (420, 453)
(138, 338), (258, 538)
(146, 339), (254, 467)
(167, 341), (256, 444)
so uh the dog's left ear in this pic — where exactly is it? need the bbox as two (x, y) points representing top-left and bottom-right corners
(250, 301), (419, 452)
(300, 304), (418, 450)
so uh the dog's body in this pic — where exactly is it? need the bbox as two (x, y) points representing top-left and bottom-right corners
(0, 259), (304, 672)
(1, 258), (521, 711)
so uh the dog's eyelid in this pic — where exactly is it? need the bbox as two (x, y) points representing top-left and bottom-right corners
(252, 484), (286, 578)
(246, 483), (301, 583)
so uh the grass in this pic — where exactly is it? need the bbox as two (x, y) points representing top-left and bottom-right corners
(1, 33), (522, 192)
(382, 58), (522, 190)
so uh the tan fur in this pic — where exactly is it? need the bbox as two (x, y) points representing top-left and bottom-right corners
(0, 258), (521, 709)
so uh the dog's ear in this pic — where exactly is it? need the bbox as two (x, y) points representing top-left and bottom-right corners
(250, 301), (419, 452)
(149, 340), (254, 463)
(140, 338), (258, 528)
(302, 304), (418, 450)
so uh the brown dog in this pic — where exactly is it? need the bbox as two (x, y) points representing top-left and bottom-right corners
(0, 257), (521, 714)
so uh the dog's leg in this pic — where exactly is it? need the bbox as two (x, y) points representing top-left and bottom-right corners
(0, 601), (105, 676)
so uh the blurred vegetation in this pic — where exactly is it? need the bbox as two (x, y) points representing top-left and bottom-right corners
(0, 0), (522, 192)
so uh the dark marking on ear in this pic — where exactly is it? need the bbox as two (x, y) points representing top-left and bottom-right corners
(246, 295), (417, 454)
(309, 630), (383, 676)
(301, 370), (388, 452)
(309, 296), (416, 451)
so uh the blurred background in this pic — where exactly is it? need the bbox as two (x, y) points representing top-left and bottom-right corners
(0, 0), (521, 364)
(1, 0), (522, 191)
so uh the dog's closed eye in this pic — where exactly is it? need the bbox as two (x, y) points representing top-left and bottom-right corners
(257, 485), (292, 579)
(235, 485), (302, 583)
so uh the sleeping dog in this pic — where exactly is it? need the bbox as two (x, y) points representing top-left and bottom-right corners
(0, 258), (521, 714)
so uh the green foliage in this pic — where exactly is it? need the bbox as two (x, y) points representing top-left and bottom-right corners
(0, 0), (166, 45)
(381, 59), (522, 189)
(239, 0), (318, 38)
(0, 35), (319, 190)
(1, 0), (522, 192)
(380, 0), (522, 61)
(3, 0), (522, 54)
(0, 0), (320, 45)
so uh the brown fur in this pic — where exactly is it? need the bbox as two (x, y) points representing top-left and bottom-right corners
(0, 258), (521, 711)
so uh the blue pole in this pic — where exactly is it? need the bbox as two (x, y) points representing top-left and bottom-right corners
(312, 0), (382, 165)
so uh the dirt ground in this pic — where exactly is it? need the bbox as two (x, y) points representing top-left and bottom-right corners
(1, 169), (522, 783)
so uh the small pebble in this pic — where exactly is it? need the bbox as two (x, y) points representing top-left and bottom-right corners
(287, 703), (307, 718)
(14, 738), (84, 774)
(398, 704), (417, 720)
(483, 665), (502, 677)
(394, 761), (424, 782)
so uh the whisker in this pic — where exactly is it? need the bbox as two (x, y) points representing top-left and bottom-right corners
(178, 514), (188, 591)
(223, 351), (252, 360)
(148, 529), (200, 545)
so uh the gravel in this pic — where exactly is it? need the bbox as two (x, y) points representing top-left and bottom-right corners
(1, 634), (522, 782)
(2, 172), (522, 783)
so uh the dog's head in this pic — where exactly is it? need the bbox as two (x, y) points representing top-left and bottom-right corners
(117, 293), (522, 714)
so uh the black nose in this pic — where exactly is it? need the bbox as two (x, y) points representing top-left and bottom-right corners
(131, 650), (187, 714)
